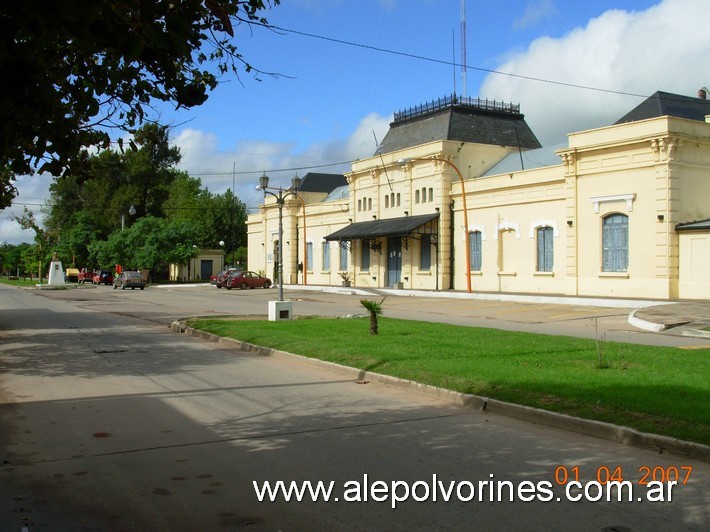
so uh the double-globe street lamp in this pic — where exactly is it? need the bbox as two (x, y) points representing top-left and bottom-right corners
(398, 157), (471, 293)
(258, 172), (302, 302)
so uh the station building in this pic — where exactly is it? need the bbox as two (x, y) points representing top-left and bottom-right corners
(247, 91), (710, 300)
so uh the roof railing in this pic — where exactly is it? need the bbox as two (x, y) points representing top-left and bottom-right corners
(393, 94), (520, 123)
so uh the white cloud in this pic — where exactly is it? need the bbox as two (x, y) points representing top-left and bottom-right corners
(0, 172), (54, 245)
(513, 0), (559, 30)
(7, 0), (706, 244)
(481, 0), (710, 146)
(171, 113), (391, 212)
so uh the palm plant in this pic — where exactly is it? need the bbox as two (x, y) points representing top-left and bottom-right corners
(360, 297), (385, 335)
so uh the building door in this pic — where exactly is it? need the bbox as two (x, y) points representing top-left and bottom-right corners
(387, 237), (402, 287)
(200, 260), (213, 280)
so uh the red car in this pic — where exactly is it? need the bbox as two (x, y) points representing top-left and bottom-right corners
(92, 270), (114, 285)
(224, 271), (272, 290)
(210, 268), (238, 288)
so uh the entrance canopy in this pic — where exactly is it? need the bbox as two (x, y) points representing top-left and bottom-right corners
(325, 213), (439, 241)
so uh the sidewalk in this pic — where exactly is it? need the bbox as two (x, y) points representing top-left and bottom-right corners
(631, 301), (710, 338)
(283, 283), (710, 338)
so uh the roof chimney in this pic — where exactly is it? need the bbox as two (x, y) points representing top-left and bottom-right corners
(699, 88), (708, 100)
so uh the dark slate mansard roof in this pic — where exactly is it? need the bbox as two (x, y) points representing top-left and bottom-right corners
(614, 91), (710, 124)
(297, 172), (347, 194)
(375, 94), (541, 156)
(616, 91), (710, 231)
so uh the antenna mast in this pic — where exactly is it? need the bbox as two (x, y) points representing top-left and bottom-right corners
(452, 30), (457, 97)
(460, 0), (467, 97)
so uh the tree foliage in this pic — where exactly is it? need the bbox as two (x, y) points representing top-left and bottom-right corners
(89, 216), (200, 272)
(164, 174), (248, 251)
(0, 0), (280, 208)
(0, 241), (30, 276)
(12, 207), (51, 278)
(45, 123), (182, 253)
(40, 122), (247, 276)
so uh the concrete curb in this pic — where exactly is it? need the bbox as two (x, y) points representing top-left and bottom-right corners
(171, 320), (709, 463)
(627, 309), (667, 333)
(628, 309), (710, 338)
(682, 328), (710, 339)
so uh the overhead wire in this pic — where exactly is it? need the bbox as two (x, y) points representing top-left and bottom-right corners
(268, 24), (651, 101)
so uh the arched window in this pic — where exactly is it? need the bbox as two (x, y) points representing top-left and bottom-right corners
(536, 226), (554, 272)
(602, 214), (628, 272)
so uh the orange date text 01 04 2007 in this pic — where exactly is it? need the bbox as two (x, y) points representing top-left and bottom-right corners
(553, 465), (693, 486)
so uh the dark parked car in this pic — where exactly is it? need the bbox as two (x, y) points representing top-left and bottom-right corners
(224, 271), (272, 290)
(93, 270), (113, 285)
(113, 271), (146, 290)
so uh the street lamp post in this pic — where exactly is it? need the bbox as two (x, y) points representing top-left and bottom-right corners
(219, 240), (225, 270)
(399, 157), (472, 293)
(258, 172), (302, 302)
(121, 205), (136, 231)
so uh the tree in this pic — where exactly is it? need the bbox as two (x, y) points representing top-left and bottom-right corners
(89, 216), (200, 274)
(164, 174), (248, 253)
(124, 123), (182, 219)
(54, 211), (99, 268)
(43, 121), (249, 271)
(0, 166), (16, 210)
(0, 0), (281, 207)
(45, 123), (185, 259)
(0, 242), (30, 276)
(360, 298), (385, 336)
(13, 207), (51, 279)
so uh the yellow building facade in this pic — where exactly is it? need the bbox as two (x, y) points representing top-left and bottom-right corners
(247, 92), (710, 300)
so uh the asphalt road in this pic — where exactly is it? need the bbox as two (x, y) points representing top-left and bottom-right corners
(22, 281), (710, 347)
(0, 283), (707, 531)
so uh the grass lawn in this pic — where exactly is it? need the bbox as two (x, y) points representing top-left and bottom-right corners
(188, 316), (710, 445)
(0, 277), (45, 287)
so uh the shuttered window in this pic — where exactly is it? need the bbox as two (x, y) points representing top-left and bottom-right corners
(469, 231), (482, 271)
(361, 239), (370, 271)
(322, 241), (330, 271)
(602, 214), (628, 272)
(536, 227), (554, 272)
(306, 242), (313, 271)
(339, 243), (348, 271)
(420, 234), (431, 271)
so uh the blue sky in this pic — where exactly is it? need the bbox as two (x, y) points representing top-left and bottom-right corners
(4, 0), (709, 244)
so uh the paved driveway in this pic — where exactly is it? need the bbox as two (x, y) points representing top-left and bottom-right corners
(0, 284), (707, 530)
